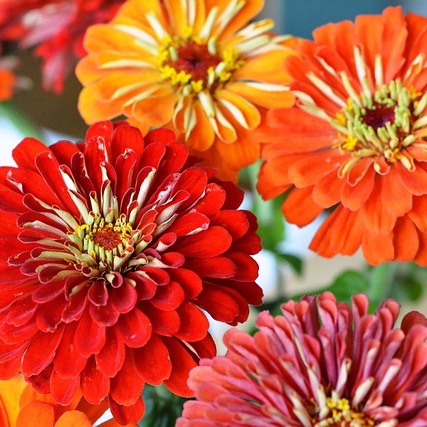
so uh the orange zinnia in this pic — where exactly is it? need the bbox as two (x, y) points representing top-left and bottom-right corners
(0, 375), (137, 426)
(258, 6), (427, 265)
(76, 0), (295, 181)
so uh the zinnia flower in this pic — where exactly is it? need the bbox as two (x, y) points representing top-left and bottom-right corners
(76, 0), (295, 181)
(0, 120), (262, 424)
(257, 6), (427, 265)
(0, 0), (124, 93)
(0, 374), (137, 426)
(177, 291), (427, 426)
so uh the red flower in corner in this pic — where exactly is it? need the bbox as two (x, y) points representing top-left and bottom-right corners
(0, 0), (124, 93)
(0, 121), (262, 424)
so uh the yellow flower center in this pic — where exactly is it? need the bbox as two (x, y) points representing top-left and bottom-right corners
(158, 33), (243, 95)
(315, 396), (374, 427)
(72, 214), (135, 272)
(331, 79), (427, 174)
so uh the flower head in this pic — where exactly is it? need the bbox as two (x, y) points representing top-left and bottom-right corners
(76, 0), (295, 181)
(257, 6), (427, 265)
(178, 291), (427, 426)
(0, 121), (262, 424)
(0, 0), (124, 93)
(0, 375), (137, 426)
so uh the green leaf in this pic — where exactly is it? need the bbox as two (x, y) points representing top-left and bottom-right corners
(139, 385), (188, 427)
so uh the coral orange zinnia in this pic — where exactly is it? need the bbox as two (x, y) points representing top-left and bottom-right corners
(258, 6), (427, 265)
(76, 0), (295, 181)
(178, 292), (427, 426)
(0, 121), (262, 424)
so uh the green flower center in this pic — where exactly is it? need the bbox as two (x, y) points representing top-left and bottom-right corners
(331, 79), (427, 173)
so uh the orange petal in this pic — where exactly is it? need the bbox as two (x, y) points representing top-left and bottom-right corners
(213, 130), (260, 172)
(184, 102), (216, 151)
(209, 0), (264, 41)
(362, 231), (394, 265)
(227, 81), (294, 109)
(216, 89), (260, 130)
(282, 186), (323, 227)
(16, 401), (55, 427)
(393, 216), (419, 262)
(0, 376), (27, 427)
(310, 207), (363, 257)
(362, 178), (396, 234)
(234, 50), (295, 84)
(313, 170), (344, 208)
(78, 86), (124, 124)
(128, 91), (177, 128)
(54, 410), (91, 427)
(341, 167), (375, 211)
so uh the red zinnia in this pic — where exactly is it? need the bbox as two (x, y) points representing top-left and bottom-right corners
(0, 121), (262, 424)
(178, 292), (427, 426)
(0, 0), (124, 93)
(257, 6), (427, 265)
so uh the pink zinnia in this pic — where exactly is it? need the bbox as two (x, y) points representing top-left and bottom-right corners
(178, 292), (427, 426)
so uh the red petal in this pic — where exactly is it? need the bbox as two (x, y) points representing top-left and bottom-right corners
(162, 338), (197, 397)
(62, 290), (87, 323)
(5, 295), (37, 326)
(143, 305), (180, 336)
(12, 137), (50, 170)
(110, 282), (138, 313)
(35, 152), (81, 217)
(116, 308), (152, 348)
(133, 335), (172, 385)
(32, 280), (66, 304)
(166, 212), (210, 237)
(111, 124), (144, 162)
(54, 323), (87, 378)
(196, 286), (241, 324)
(169, 268), (202, 299)
(174, 226), (232, 258)
(175, 302), (209, 342)
(109, 351), (145, 405)
(49, 140), (81, 165)
(145, 127), (176, 145)
(226, 252), (258, 281)
(81, 356), (110, 405)
(35, 297), (68, 333)
(109, 395), (145, 426)
(50, 368), (80, 405)
(184, 256), (236, 278)
(22, 327), (65, 376)
(192, 183), (226, 216)
(96, 329), (126, 377)
(88, 281), (109, 306)
(89, 301), (120, 327)
(74, 310), (106, 357)
(150, 281), (185, 311)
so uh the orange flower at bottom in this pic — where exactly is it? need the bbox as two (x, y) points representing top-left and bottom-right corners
(258, 6), (427, 265)
(0, 375), (137, 427)
(0, 68), (16, 101)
